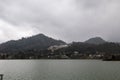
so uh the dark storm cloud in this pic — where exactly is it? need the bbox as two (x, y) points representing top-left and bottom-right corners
(0, 0), (120, 43)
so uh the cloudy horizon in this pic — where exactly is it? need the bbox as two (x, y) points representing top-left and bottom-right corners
(0, 0), (120, 43)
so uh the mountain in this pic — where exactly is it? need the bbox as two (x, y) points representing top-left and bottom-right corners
(85, 37), (106, 44)
(0, 34), (66, 53)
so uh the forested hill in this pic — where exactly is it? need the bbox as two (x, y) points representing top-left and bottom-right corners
(0, 36), (120, 59)
(85, 37), (106, 44)
(0, 34), (66, 53)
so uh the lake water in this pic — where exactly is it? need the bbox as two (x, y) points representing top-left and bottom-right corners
(0, 60), (120, 80)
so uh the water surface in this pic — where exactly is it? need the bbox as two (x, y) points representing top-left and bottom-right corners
(0, 60), (120, 80)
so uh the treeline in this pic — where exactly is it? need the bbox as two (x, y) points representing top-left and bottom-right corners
(0, 42), (120, 59)
(55, 42), (120, 54)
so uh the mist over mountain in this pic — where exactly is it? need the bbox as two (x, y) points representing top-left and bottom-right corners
(85, 37), (106, 44)
(0, 34), (66, 53)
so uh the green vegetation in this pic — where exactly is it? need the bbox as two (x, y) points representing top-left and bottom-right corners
(0, 42), (120, 59)
(0, 34), (120, 60)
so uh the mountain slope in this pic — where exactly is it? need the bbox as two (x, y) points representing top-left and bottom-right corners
(0, 34), (66, 52)
(85, 37), (106, 44)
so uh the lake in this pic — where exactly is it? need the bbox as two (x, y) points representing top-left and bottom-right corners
(0, 60), (120, 80)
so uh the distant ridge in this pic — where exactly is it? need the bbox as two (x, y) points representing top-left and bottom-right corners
(85, 37), (106, 44)
(0, 34), (66, 52)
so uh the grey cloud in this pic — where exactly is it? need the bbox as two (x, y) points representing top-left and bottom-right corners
(0, 0), (120, 43)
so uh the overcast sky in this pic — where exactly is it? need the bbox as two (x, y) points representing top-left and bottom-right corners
(0, 0), (120, 43)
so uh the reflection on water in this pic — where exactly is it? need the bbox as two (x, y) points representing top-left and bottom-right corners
(0, 60), (120, 80)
